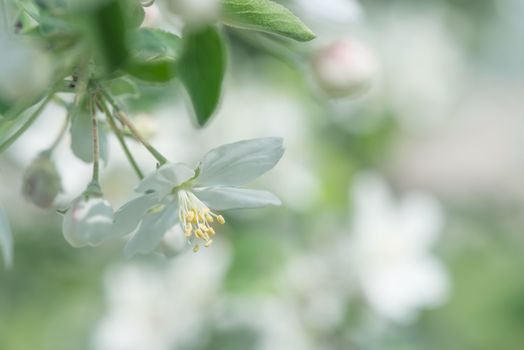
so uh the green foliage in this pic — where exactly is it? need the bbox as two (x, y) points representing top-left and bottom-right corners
(221, 0), (315, 42)
(178, 26), (226, 126)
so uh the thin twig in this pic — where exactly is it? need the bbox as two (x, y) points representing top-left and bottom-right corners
(90, 97), (100, 182)
(99, 87), (167, 165)
(97, 97), (144, 179)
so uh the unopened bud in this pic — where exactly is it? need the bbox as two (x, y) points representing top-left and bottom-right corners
(22, 152), (62, 209)
(62, 182), (114, 248)
(311, 39), (379, 98)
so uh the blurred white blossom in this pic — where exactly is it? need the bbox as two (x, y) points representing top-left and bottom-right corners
(0, 33), (51, 103)
(343, 172), (449, 323)
(92, 242), (230, 350)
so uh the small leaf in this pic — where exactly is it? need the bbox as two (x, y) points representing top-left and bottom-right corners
(107, 77), (140, 98)
(70, 101), (109, 164)
(130, 28), (182, 60)
(221, 0), (315, 42)
(124, 29), (181, 82)
(178, 26), (226, 127)
(78, 0), (130, 74)
(125, 58), (177, 83)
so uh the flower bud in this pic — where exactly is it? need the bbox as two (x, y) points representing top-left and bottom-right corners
(22, 152), (62, 209)
(62, 182), (114, 248)
(311, 39), (379, 98)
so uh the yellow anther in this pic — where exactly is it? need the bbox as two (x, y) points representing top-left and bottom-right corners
(186, 211), (195, 222)
(207, 227), (215, 235)
(205, 214), (214, 222)
(217, 215), (225, 224)
(193, 244), (200, 253)
(205, 239), (213, 248)
(184, 224), (192, 236)
(199, 223), (208, 231)
(195, 229), (205, 239)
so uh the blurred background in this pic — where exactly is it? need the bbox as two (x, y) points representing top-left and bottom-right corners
(2, 0), (524, 349)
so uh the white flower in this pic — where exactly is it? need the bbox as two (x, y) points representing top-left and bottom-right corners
(92, 243), (230, 350)
(0, 205), (13, 268)
(345, 172), (449, 323)
(62, 182), (114, 248)
(114, 137), (284, 256)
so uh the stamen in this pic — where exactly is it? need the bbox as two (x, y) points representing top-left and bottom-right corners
(177, 189), (226, 252)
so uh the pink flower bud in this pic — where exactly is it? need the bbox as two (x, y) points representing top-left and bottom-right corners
(312, 39), (379, 98)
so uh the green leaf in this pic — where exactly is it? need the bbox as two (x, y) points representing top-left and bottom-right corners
(79, 0), (130, 74)
(178, 26), (226, 127)
(124, 29), (181, 82)
(130, 28), (182, 60)
(125, 58), (177, 83)
(107, 77), (139, 98)
(70, 101), (109, 164)
(221, 0), (315, 42)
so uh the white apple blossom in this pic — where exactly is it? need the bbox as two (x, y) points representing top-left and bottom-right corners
(113, 137), (284, 256)
(92, 242), (231, 350)
(62, 182), (114, 248)
(0, 204), (13, 268)
(343, 172), (449, 323)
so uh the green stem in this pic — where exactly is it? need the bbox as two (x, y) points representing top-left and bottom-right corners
(97, 97), (144, 179)
(99, 87), (167, 165)
(46, 107), (70, 154)
(90, 97), (100, 182)
(0, 93), (54, 153)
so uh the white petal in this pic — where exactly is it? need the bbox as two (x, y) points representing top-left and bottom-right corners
(62, 196), (114, 248)
(124, 200), (179, 257)
(112, 193), (158, 237)
(0, 206), (13, 268)
(135, 163), (195, 197)
(196, 137), (284, 186)
(193, 187), (281, 210)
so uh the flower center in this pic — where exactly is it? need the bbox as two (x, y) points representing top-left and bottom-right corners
(177, 190), (225, 252)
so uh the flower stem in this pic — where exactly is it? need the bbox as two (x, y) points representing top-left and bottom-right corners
(46, 108), (70, 154)
(99, 87), (167, 165)
(97, 97), (144, 179)
(90, 97), (100, 182)
(0, 93), (54, 153)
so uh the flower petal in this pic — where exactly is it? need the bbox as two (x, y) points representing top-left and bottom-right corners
(193, 187), (281, 210)
(196, 137), (284, 186)
(112, 193), (158, 237)
(135, 163), (195, 197)
(0, 206), (13, 268)
(124, 200), (179, 257)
